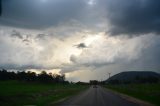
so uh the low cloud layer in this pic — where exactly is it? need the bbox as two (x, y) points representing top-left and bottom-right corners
(62, 34), (160, 72)
(0, 27), (160, 81)
(0, 27), (84, 70)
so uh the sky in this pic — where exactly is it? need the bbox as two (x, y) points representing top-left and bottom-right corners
(0, 0), (160, 82)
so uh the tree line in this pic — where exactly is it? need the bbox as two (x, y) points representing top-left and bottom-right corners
(0, 69), (69, 84)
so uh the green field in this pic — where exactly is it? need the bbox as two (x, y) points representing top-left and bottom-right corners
(105, 83), (160, 106)
(0, 80), (88, 106)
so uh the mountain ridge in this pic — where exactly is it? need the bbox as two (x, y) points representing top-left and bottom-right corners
(106, 71), (160, 84)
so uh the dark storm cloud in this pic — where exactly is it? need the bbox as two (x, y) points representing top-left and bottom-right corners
(10, 30), (31, 45)
(134, 37), (160, 70)
(0, 0), (160, 80)
(98, 0), (160, 35)
(11, 30), (23, 39)
(74, 43), (87, 49)
(0, 0), (87, 29)
(0, 0), (2, 16)
(0, 63), (53, 70)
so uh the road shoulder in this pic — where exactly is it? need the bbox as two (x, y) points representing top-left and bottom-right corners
(104, 88), (155, 106)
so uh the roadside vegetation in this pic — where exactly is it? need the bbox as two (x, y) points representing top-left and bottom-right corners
(0, 80), (88, 106)
(0, 69), (89, 106)
(105, 83), (160, 106)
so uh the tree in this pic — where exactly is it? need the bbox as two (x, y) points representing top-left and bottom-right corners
(0, 69), (67, 84)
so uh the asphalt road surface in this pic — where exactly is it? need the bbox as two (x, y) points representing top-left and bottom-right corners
(58, 86), (139, 106)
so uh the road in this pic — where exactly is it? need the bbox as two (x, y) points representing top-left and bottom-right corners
(58, 86), (139, 106)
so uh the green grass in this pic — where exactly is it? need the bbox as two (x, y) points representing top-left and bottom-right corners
(105, 83), (160, 106)
(0, 80), (88, 106)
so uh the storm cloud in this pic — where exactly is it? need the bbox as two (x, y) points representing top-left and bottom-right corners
(75, 43), (87, 49)
(0, 0), (87, 29)
(98, 0), (160, 35)
(0, 0), (160, 81)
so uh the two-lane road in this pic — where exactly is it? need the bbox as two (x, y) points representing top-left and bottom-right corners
(58, 86), (139, 106)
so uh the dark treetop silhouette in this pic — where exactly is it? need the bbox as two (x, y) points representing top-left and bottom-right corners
(0, 69), (68, 84)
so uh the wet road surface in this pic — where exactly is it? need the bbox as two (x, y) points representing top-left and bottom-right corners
(58, 86), (139, 106)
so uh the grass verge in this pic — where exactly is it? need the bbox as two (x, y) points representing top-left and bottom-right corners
(0, 80), (88, 106)
(105, 83), (160, 106)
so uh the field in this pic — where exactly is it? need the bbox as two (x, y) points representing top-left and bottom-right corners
(105, 83), (160, 106)
(0, 80), (88, 106)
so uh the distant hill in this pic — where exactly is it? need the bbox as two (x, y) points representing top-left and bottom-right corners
(106, 71), (160, 84)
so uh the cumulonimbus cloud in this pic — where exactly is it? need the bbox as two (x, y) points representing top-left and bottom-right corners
(0, 0), (160, 81)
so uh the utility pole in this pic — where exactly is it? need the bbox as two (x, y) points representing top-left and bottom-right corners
(108, 72), (111, 79)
